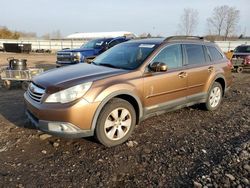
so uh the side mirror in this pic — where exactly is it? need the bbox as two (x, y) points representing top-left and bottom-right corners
(149, 62), (168, 72)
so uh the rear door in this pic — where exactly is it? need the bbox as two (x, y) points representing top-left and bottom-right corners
(183, 44), (212, 100)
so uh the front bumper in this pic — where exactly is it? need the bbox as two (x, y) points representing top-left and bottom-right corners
(24, 92), (100, 138)
(26, 110), (93, 138)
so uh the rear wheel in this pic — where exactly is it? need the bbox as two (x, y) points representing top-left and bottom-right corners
(204, 82), (223, 111)
(95, 98), (136, 147)
(236, 66), (243, 73)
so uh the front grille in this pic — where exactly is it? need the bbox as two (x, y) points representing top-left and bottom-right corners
(27, 83), (45, 103)
(57, 52), (73, 63)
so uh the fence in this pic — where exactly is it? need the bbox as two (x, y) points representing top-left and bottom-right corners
(0, 39), (87, 52)
(0, 39), (249, 52)
(215, 40), (249, 52)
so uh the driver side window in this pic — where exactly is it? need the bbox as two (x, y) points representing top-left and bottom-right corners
(152, 44), (183, 69)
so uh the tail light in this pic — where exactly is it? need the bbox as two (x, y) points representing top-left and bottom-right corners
(244, 56), (250, 65)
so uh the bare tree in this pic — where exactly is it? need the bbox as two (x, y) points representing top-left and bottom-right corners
(178, 8), (199, 35)
(224, 7), (240, 40)
(207, 5), (228, 36)
(207, 5), (240, 40)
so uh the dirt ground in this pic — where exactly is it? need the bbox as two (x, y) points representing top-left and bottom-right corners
(0, 53), (249, 187)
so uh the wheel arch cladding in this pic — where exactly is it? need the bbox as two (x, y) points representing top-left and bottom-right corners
(115, 94), (140, 125)
(91, 92), (143, 132)
(214, 77), (225, 95)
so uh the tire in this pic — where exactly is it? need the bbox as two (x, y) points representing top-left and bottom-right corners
(21, 81), (30, 90)
(2, 80), (11, 90)
(236, 66), (243, 73)
(203, 82), (223, 111)
(95, 98), (136, 147)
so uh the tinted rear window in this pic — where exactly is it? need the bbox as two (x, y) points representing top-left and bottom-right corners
(234, 46), (250, 53)
(184, 44), (206, 65)
(207, 46), (223, 61)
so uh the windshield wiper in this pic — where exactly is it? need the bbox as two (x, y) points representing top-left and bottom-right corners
(97, 63), (120, 69)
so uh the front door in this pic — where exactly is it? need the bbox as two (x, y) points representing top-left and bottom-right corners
(143, 44), (188, 114)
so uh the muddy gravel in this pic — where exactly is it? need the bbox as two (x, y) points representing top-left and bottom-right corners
(0, 55), (249, 187)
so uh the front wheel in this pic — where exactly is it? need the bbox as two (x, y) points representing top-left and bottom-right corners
(95, 98), (136, 147)
(2, 80), (11, 90)
(203, 82), (223, 111)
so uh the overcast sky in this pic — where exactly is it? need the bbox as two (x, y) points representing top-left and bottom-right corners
(0, 0), (249, 37)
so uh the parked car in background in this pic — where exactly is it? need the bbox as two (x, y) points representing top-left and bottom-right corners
(231, 45), (250, 73)
(56, 37), (129, 67)
(25, 36), (232, 147)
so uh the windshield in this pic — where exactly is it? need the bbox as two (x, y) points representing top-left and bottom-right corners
(93, 43), (158, 70)
(234, 46), (250, 53)
(81, 39), (106, 49)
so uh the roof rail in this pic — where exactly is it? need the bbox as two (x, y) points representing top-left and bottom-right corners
(164, 36), (204, 42)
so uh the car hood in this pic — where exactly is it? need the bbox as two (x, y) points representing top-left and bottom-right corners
(33, 63), (128, 93)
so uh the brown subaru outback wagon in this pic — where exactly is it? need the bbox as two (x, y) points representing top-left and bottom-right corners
(25, 36), (232, 147)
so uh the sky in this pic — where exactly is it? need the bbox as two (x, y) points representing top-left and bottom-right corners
(0, 0), (249, 37)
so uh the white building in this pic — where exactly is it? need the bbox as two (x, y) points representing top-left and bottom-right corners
(66, 31), (135, 39)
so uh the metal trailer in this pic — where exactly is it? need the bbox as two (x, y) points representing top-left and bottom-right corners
(0, 67), (43, 90)
(232, 58), (250, 73)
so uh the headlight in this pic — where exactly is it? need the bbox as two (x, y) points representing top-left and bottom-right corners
(73, 52), (82, 61)
(45, 82), (92, 103)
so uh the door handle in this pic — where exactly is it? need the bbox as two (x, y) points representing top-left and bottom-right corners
(178, 72), (187, 78)
(208, 66), (214, 72)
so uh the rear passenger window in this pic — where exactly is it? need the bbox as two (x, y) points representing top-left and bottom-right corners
(152, 44), (182, 69)
(207, 46), (223, 61)
(184, 44), (206, 65)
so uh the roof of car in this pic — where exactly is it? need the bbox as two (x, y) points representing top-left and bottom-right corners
(127, 38), (165, 45)
(126, 37), (213, 46)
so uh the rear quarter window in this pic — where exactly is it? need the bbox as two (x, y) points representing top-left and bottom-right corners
(207, 46), (223, 61)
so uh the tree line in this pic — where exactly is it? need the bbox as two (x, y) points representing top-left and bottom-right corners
(178, 5), (241, 40)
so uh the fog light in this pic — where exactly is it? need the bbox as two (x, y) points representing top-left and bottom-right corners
(48, 122), (80, 133)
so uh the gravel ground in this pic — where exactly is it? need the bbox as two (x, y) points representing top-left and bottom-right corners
(0, 53), (249, 187)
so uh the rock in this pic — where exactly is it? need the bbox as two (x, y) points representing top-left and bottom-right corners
(239, 150), (250, 160)
(212, 170), (218, 174)
(98, 159), (104, 162)
(0, 146), (7, 152)
(225, 173), (235, 181)
(126, 141), (138, 147)
(39, 134), (52, 140)
(41, 150), (47, 154)
(53, 142), (59, 148)
(202, 149), (207, 154)
(242, 177), (249, 185)
(193, 181), (202, 188)
(126, 141), (134, 147)
(243, 164), (250, 172)
(143, 148), (151, 154)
